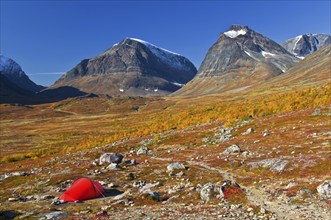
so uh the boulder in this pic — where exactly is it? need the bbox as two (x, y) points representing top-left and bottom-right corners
(317, 181), (331, 199)
(223, 144), (241, 154)
(248, 158), (288, 172)
(167, 162), (187, 172)
(199, 182), (225, 202)
(99, 153), (123, 165)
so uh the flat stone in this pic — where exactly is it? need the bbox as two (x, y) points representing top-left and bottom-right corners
(44, 211), (68, 220)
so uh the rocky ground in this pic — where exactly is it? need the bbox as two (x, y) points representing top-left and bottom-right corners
(0, 108), (330, 219)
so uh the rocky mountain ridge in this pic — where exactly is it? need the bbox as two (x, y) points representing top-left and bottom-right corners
(174, 25), (300, 96)
(51, 38), (197, 96)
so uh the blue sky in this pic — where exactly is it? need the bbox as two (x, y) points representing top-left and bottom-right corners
(1, 0), (330, 86)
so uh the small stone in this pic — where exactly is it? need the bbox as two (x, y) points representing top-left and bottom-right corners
(51, 200), (66, 205)
(317, 181), (331, 199)
(44, 211), (68, 220)
(137, 147), (149, 155)
(312, 108), (321, 116)
(40, 195), (55, 200)
(8, 198), (19, 202)
(242, 128), (254, 135)
(106, 163), (122, 170)
(124, 159), (137, 165)
(260, 207), (266, 214)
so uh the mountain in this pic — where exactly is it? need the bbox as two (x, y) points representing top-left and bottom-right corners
(0, 55), (45, 93)
(263, 44), (331, 88)
(281, 34), (331, 59)
(51, 38), (197, 96)
(174, 25), (299, 96)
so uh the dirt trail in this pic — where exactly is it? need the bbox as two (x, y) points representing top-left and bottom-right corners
(154, 156), (330, 220)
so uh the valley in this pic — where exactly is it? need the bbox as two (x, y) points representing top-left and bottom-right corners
(0, 79), (330, 219)
(0, 22), (330, 219)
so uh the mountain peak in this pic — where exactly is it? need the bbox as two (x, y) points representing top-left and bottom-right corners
(223, 25), (249, 38)
(0, 55), (44, 93)
(174, 26), (299, 96)
(52, 38), (197, 96)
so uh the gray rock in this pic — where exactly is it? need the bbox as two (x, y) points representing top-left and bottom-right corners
(248, 158), (289, 172)
(140, 182), (160, 192)
(137, 146), (149, 155)
(312, 108), (321, 116)
(223, 144), (241, 154)
(200, 183), (219, 202)
(8, 197), (19, 202)
(263, 130), (270, 136)
(317, 181), (331, 199)
(106, 163), (122, 170)
(167, 162), (187, 172)
(242, 128), (254, 135)
(44, 211), (68, 220)
(40, 195), (55, 200)
(124, 159), (137, 165)
(99, 153), (124, 165)
(218, 134), (232, 143)
(143, 190), (160, 201)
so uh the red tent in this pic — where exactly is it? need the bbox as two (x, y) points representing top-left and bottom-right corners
(60, 178), (104, 202)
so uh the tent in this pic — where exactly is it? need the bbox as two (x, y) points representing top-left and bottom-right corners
(60, 177), (104, 202)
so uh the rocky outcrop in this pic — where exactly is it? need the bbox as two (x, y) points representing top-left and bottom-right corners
(51, 38), (197, 96)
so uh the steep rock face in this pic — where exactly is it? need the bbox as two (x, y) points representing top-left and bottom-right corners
(174, 25), (299, 96)
(281, 34), (331, 59)
(0, 55), (44, 93)
(52, 38), (197, 96)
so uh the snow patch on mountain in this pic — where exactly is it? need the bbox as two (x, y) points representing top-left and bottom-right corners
(261, 51), (276, 57)
(171, 82), (185, 87)
(129, 38), (190, 71)
(224, 29), (247, 38)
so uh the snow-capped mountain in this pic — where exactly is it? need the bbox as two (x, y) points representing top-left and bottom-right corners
(175, 25), (299, 96)
(281, 34), (331, 59)
(51, 38), (197, 96)
(0, 55), (44, 93)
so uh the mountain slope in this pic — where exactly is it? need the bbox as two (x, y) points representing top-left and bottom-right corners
(51, 38), (197, 96)
(281, 34), (331, 59)
(262, 44), (331, 88)
(0, 55), (45, 93)
(174, 25), (299, 97)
